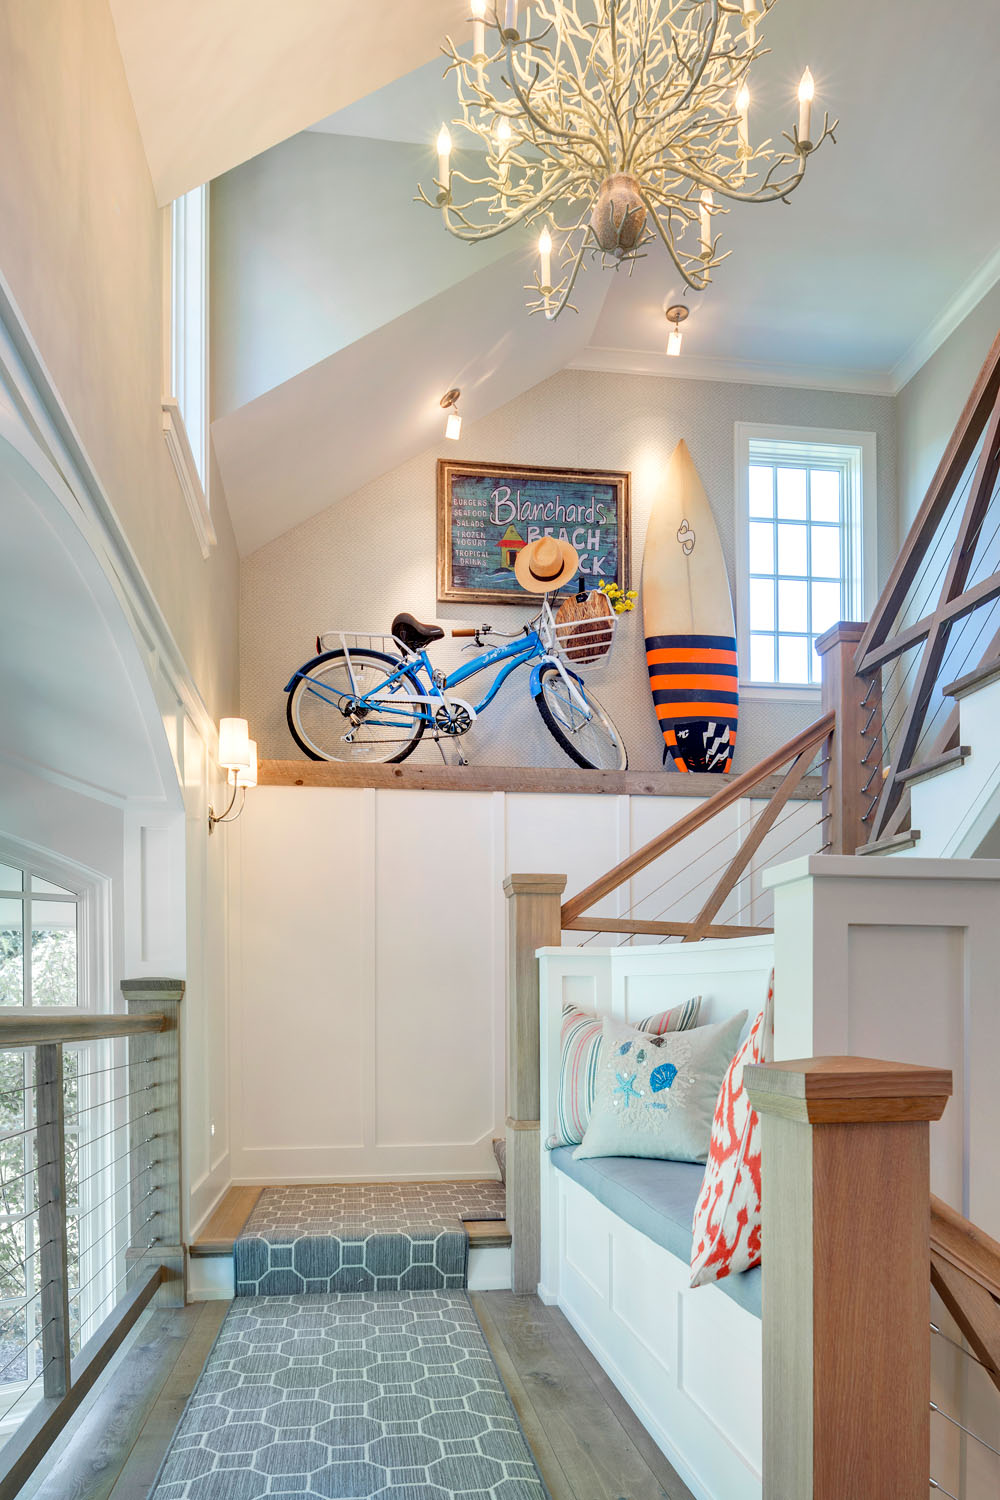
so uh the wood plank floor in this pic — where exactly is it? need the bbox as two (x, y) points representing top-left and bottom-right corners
(20, 1301), (228, 1500)
(18, 1293), (689, 1500)
(473, 1293), (696, 1500)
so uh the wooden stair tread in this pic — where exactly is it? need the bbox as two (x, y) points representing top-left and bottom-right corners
(895, 746), (970, 786)
(943, 656), (1000, 701)
(465, 1219), (511, 1248)
(856, 829), (921, 856)
(190, 1186), (264, 1257)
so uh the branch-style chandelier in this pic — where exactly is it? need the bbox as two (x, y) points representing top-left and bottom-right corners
(417, 0), (837, 320)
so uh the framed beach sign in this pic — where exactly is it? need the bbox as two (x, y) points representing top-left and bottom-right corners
(437, 458), (631, 605)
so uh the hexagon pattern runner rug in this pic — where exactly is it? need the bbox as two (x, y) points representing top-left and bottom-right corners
(149, 1291), (547, 1500)
(235, 1183), (507, 1296)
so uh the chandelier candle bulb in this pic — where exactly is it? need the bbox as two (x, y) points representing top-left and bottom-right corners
(736, 84), (750, 155)
(503, 0), (519, 38)
(798, 67), (815, 149)
(471, 0), (486, 59)
(538, 225), (553, 290)
(436, 125), (452, 195)
(699, 189), (714, 258)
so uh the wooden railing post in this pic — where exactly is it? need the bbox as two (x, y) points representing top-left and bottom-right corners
(35, 1044), (70, 1399)
(816, 621), (879, 853)
(745, 1056), (952, 1500)
(122, 979), (185, 1307)
(503, 874), (566, 1296)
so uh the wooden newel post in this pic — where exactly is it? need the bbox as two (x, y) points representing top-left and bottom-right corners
(816, 621), (881, 854)
(745, 1057), (952, 1500)
(503, 873), (566, 1296)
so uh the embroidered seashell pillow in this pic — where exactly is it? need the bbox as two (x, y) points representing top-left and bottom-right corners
(574, 1011), (747, 1165)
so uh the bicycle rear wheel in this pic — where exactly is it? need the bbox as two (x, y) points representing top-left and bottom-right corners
(534, 665), (628, 770)
(286, 649), (426, 764)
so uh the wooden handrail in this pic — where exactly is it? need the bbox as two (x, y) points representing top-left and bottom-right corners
(929, 1195), (1000, 1392)
(930, 1194), (1000, 1302)
(0, 1011), (168, 1047)
(560, 712), (834, 927)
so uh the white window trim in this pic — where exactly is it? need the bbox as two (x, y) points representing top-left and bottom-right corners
(161, 190), (215, 560)
(733, 422), (877, 701)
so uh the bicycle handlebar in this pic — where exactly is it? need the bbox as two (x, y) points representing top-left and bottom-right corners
(451, 628), (478, 637)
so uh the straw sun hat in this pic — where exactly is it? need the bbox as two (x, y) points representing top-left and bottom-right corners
(514, 536), (580, 594)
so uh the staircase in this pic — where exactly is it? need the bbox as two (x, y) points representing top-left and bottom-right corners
(861, 663), (1000, 859)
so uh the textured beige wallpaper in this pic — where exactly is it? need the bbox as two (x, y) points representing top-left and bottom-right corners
(242, 368), (897, 771)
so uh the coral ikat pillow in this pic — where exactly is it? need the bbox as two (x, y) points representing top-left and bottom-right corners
(690, 971), (775, 1289)
(547, 996), (701, 1149)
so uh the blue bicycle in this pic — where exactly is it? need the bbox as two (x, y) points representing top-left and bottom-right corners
(284, 600), (628, 770)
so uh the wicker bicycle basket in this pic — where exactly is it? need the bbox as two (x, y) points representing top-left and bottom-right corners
(551, 591), (617, 666)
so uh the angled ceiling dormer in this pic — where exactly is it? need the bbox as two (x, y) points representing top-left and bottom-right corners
(108, 0), (470, 205)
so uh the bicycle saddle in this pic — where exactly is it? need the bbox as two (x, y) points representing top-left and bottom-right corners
(392, 612), (444, 653)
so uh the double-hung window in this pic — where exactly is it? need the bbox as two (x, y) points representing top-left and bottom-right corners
(735, 424), (876, 692)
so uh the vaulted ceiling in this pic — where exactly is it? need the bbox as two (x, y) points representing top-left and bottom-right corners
(109, 0), (1000, 555)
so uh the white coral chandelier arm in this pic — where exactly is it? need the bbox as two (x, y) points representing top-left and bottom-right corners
(417, 0), (837, 318)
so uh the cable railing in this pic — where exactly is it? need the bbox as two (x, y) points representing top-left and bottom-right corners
(854, 328), (1000, 845)
(0, 980), (184, 1500)
(558, 713), (833, 942)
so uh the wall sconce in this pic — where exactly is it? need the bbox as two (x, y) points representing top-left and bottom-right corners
(441, 387), (462, 440)
(665, 304), (689, 357)
(209, 718), (257, 833)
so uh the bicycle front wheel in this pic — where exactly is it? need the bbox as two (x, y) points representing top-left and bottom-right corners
(286, 649), (426, 764)
(534, 665), (628, 770)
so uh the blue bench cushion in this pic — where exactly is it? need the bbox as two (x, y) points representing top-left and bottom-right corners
(550, 1146), (761, 1319)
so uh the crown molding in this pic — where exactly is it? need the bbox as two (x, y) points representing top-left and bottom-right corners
(566, 345), (896, 397)
(890, 244), (1000, 394)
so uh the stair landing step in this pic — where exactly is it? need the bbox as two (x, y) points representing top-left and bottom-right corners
(856, 829), (921, 856)
(895, 746), (971, 786)
(191, 1183), (509, 1258)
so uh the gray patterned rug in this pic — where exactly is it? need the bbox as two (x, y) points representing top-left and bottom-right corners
(150, 1291), (547, 1500)
(235, 1183), (506, 1297)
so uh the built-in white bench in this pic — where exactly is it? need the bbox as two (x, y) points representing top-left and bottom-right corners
(538, 935), (773, 1500)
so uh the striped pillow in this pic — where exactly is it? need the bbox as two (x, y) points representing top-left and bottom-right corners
(548, 996), (701, 1149)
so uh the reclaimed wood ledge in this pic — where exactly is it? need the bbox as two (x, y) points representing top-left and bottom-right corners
(260, 760), (823, 800)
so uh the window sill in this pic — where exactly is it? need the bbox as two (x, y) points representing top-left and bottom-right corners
(162, 398), (216, 559)
(739, 682), (823, 704)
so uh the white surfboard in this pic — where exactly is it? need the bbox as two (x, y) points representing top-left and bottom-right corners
(641, 439), (739, 772)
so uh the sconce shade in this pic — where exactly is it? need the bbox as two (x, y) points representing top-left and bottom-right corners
(234, 741), (258, 789)
(218, 717), (252, 771)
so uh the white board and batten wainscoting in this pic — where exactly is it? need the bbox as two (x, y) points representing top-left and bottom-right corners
(538, 936), (773, 1500)
(229, 786), (819, 1187)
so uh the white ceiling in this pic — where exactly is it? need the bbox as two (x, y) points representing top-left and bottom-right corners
(173, 0), (1000, 553)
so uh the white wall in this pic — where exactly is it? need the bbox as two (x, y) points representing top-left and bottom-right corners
(241, 366), (897, 772)
(228, 783), (820, 1184)
(897, 281), (1000, 534)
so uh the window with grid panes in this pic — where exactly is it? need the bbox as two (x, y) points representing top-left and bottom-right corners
(0, 858), (115, 1430)
(743, 436), (867, 687)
